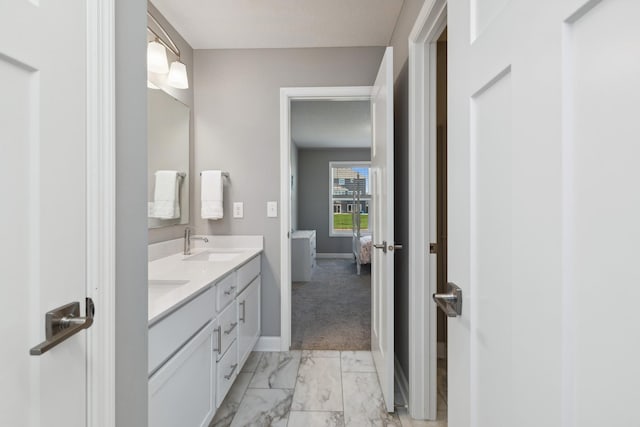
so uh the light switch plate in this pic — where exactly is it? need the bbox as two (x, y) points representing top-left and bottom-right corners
(267, 201), (278, 218)
(233, 202), (244, 218)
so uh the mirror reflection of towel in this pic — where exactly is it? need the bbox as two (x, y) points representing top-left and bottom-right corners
(151, 170), (180, 219)
(201, 170), (223, 220)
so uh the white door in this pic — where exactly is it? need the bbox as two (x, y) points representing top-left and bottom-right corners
(0, 1), (89, 426)
(370, 46), (396, 413)
(447, 1), (640, 426)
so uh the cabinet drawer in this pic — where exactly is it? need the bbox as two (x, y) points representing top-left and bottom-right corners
(216, 339), (238, 408)
(216, 272), (237, 312)
(149, 287), (215, 375)
(237, 255), (260, 293)
(149, 321), (215, 427)
(217, 301), (238, 360)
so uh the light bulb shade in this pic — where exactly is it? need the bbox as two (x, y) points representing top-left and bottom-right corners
(167, 61), (189, 89)
(147, 41), (169, 74)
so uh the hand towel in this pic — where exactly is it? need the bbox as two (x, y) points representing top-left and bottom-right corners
(201, 170), (224, 220)
(150, 170), (181, 219)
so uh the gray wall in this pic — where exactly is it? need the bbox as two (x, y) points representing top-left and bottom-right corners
(147, 2), (195, 244)
(193, 47), (385, 336)
(389, 0), (426, 380)
(389, 0), (426, 80)
(116, 0), (148, 425)
(297, 148), (371, 254)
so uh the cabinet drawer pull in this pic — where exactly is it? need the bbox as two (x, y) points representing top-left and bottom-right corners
(224, 322), (238, 335)
(224, 363), (238, 380)
(224, 286), (236, 296)
(239, 300), (246, 322)
(213, 327), (221, 355)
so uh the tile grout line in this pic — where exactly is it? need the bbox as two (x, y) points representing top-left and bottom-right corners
(225, 352), (263, 427)
(287, 349), (307, 427)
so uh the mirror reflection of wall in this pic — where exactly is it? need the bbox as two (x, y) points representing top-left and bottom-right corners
(148, 88), (190, 228)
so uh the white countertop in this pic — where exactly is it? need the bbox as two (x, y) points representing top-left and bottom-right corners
(148, 236), (263, 325)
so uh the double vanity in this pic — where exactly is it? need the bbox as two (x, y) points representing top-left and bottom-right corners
(147, 235), (263, 427)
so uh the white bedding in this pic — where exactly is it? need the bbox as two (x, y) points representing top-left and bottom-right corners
(359, 235), (372, 264)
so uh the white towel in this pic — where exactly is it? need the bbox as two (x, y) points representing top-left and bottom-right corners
(201, 170), (224, 220)
(150, 170), (181, 219)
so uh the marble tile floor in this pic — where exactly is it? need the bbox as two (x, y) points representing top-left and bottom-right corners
(211, 350), (447, 427)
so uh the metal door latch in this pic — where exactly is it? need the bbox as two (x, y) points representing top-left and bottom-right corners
(30, 297), (95, 356)
(432, 282), (462, 317)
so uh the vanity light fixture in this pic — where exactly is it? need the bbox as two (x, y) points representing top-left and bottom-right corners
(147, 12), (189, 89)
(147, 40), (169, 74)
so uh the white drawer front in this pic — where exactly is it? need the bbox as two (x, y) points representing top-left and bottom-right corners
(218, 301), (238, 360)
(149, 321), (215, 427)
(149, 287), (215, 375)
(216, 272), (237, 312)
(216, 340), (238, 408)
(237, 255), (260, 293)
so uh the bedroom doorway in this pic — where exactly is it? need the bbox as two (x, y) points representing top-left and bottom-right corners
(289, 102), (373, 350)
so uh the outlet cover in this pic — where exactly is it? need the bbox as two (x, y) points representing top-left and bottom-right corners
(233, 202), (244, 218)
(267, 201), (278, 217)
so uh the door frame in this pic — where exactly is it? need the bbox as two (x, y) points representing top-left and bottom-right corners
(408, 0), (447, 420)
(279, 86), (372, 351)
(87, 0), (116, 425)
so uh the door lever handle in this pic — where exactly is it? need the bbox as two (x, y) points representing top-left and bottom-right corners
(373, 240), (387, 253)
(30, 297), (95, 356)
(432, 282), (462, 317)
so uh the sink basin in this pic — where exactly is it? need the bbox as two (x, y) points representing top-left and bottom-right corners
(148, 279), (189, 299)
(183, 250), (243, 262)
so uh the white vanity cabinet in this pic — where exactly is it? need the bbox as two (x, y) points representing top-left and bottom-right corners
(148, 251), (262, 427)
(148, 287), (216, 427)
(238, 276), (261, 368)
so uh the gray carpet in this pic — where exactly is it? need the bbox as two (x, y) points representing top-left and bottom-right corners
(291, 258), (371, 350)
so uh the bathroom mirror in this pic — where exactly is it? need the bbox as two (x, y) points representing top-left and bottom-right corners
(147, 88), (190, 228)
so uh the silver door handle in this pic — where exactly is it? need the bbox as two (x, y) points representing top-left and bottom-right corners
(432, 282), (462, 317)
(224, 363), (238, 380)
(30, 298), (95, 356)
(239, 300), (246, 323)
(388, 244), (403, 251)
(213, 326), (222, 355)
(224, 285), (236, 296)
(224, 322), (238, 335)
(373, 240), (387, 253)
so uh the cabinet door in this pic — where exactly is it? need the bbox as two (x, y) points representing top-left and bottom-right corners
(149, 321), (215, 427)
(238, 276), (261, 367)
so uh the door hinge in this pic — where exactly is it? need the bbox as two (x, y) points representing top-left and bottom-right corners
(429, 243), (438, 254)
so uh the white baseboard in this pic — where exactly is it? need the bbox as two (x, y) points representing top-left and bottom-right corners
(316, 253), (353, 259)
(394, 355), (410, 408)
(255, 336), (282, 352)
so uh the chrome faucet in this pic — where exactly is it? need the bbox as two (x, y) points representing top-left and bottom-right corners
(183, 227), (209, 255)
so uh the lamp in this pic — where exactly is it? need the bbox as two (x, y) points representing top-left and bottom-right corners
(147, 40), (169, 74)
(147, 12), (189, 89)
(167, 61), (189, 89)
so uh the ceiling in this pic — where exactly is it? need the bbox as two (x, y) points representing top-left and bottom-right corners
(291, 100), (371, 149)
(150, 0), (405, 50)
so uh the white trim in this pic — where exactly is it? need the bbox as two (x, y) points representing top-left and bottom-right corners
(86, 0), (116, 426)
(394, 355), (410, 407)
(408, 0), (447, 420)
(316, 253), (354, 259)
(280, 86), (372, 351)
(254, 336), (282, 352)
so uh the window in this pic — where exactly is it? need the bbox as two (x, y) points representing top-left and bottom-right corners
(329, 161), (371, 236)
